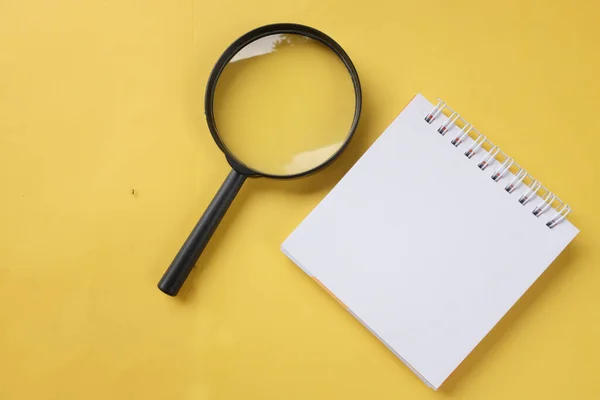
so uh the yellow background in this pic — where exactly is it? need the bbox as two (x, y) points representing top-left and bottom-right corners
(1, 0), (598, 399)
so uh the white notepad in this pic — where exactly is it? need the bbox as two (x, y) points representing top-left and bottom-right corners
(281, 94), (579, 390)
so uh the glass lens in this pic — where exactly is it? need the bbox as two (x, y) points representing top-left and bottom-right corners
(212, 34), (356, 176)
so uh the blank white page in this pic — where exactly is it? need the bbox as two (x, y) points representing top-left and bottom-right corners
(281, 94), (579, 390)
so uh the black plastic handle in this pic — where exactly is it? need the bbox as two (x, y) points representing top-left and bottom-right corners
(158, 169), (247, 296)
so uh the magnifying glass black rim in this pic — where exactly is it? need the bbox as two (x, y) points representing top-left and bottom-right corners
(204, 23), (362, 179)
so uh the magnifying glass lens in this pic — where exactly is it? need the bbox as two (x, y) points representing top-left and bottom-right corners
(213, 34), (356, 176)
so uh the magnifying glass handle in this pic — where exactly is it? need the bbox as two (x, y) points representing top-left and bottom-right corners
(158, 169), (247, 296)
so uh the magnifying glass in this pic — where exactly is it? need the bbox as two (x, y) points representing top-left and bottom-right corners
(158, 23), (362, 296)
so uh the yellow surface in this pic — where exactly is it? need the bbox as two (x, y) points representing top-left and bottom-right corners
(0, 0), (599, 399)
(214, 34), (355, 175)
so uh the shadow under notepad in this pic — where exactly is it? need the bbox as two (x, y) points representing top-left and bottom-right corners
(439, 240), (581, 393)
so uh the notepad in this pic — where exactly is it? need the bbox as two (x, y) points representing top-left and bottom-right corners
(281, 94), (579, 390)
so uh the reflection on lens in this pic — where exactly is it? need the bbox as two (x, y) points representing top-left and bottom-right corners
(213, 34), (356, 176)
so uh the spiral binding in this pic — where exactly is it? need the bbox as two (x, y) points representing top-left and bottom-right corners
(424, 98), (572, 229)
